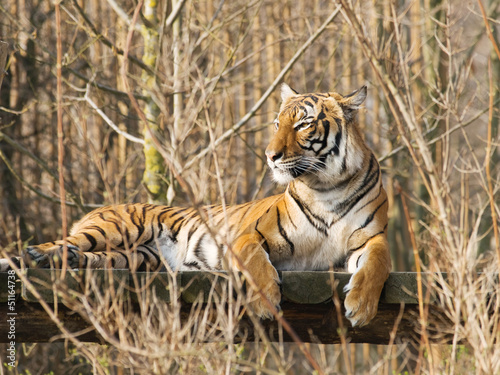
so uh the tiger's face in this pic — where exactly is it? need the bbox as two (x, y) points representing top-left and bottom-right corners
(265, 84), (367, 186)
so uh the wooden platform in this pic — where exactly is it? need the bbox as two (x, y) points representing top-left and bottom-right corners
(0, 270), (443, 344)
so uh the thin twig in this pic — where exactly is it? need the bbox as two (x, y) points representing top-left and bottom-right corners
(183, 5), (342, 172)
(477, 0), (500, 61)
(105, 0), (138, 29)
(397, 181), (432, 375)
(378, 98), (500, 164)
(84, 85), (145, 145)
(55, 0), (69, 277)
(485, 59), (500, 265)
(71, 0), (154, 76)
(0, 130), (85, 209)
(165, 0), (188, 29)
(337, 0), (457, 250)
(330, 272), (353, 375)
(0, 148), (99, 209)
(0, 254), (104, 374)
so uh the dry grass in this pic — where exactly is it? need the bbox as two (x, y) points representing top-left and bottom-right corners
(1, 0), (499, 373)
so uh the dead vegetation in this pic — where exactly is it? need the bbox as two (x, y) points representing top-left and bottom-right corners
(0, 0), (499, 373)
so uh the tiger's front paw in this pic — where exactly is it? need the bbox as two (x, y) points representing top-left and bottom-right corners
(343, 270), (384, 327)
(248, 278), (281, 319)
(247, 265), (282, 319)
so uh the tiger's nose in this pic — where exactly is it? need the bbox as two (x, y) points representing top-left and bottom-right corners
(265, 150), (283, 162)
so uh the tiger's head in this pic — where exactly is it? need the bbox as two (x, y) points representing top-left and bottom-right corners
(265, 84), (368, 186)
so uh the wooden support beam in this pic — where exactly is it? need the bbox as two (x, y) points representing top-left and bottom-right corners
(0, 270), (445, 344)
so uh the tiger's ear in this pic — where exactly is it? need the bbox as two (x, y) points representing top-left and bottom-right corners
(342, 86), (367, 108)
(339, 86), (367, 121)
(281, 83), (298, 103)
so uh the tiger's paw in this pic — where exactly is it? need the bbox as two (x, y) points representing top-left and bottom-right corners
(23, 245), (83, 269)
(343, 270), (383, 327)
(248, 278), (282, 319)
(246, 263), (282, 319)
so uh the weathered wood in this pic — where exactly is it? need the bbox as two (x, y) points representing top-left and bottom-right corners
(0, 270), (444, 344)
(0, 299), (424, 344)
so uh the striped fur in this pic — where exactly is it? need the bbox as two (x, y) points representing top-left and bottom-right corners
(3, 84), (391, 326)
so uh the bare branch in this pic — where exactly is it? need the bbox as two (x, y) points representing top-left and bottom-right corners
(165, 0), (188, 29)
(183, 5), (342, 171)
(84, 85), (145, 145)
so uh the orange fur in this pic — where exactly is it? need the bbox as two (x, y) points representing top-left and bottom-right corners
(15, 84), (391, 325)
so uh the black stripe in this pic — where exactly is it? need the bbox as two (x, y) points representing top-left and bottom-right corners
(355, 184), (384, 213)
(169, 208), (190, 218)
(66, 239), (77, 246)
(87, 225), (106, 237)
(143, 228), (156, 245)
(346, 198), (388, 244)
(187, 219), (201, 239)
(288, 186), (328, 236)
(341, 123), (349, 173)
(193, 234), (211, 269)
(136, 249), (156, 271)
(255, 219), (270, 253)
(82, 232), (97, 251)
(118, 251), (130, 268)
(322, 120), (330, 150)
(333, 155), (380, 219)
(276, 208), (295, 255)
(171, 209), (198, 240)
(332, 126), (342, 156)
(318, 124), (342, 164)
(139, 245), (161, 266)
(347, 224), (388, 253)
(284, 199), (297, 230)
(303, 99), (314, 107)
(362, 198), (387, 228)
(99, 213), (122, 234)
(156, 209), (173, 237)
(116, 227), (131, 249)
(170, 217), (186, 240)
(129, 207), (145, 242)
(184, 261), (201, 270)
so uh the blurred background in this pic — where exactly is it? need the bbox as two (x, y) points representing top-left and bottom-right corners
(0, 0), (499, 373)
(0, 0), (498, 270)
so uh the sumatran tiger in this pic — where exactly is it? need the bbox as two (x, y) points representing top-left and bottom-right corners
(0, 84), (391, 326)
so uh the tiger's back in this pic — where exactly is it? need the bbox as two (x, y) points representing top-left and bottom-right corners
(24, 197), (282, 271)
(5, 84), (391, 326)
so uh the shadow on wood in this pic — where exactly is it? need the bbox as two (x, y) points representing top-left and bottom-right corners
(0, 270), (449, 344)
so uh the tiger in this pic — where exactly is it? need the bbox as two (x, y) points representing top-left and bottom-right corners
(0, 84), (391, 327)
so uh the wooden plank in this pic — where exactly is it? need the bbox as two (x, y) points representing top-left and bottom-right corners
(0, 270), (443, 344)
(0, 299), (428, 344)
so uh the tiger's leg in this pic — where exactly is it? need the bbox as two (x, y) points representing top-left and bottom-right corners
(343, 234), (391, 326)
(226, 233), (281, 319)
(24, 243), (85, 268)
(24, 242), (161, 271)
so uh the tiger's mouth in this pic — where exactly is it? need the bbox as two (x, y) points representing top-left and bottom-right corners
(268, 156), (317, 184)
